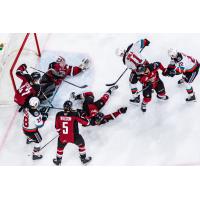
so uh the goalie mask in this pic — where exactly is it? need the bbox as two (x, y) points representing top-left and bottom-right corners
(56, 56), (66, 68)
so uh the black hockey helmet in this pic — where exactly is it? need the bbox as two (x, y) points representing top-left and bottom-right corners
(136, 64), (146, 75)
(31, 72), (41, 81)
(94, 112), (104, 124)
(63, 100), (73, 111)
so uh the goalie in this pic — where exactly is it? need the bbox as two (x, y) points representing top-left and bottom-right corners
(39, 56), (90, 100)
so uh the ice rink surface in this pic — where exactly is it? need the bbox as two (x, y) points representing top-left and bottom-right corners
(1, 33), (200, 165)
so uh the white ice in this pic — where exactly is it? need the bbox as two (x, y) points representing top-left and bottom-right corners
(1, 33), (200, 165)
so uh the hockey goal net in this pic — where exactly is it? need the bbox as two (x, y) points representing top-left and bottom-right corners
(0, 33), (42, 105)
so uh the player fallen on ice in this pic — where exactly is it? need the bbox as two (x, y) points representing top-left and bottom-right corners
(53, 100), (91, 166)
(70, 85), (127, 124)
(163, 48), (200, 102)
(23, 97), (48, 160)
(40, 56), (90, 100)
(14, 64), (42, 110)
(129, 62), (169, 112)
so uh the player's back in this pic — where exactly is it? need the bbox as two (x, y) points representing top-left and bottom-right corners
(55, 110), (87, 143)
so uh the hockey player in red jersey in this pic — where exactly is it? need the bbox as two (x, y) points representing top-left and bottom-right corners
(89, 107), (127, 126)
(53, 100), (91, 166)
(23, 97), (48, 160)
(14, 64), (42, 110)
(40, 56), (90, 99)
(129, 62), (169, 112)
(163, 48), (200, 102)
(70, 85), (127, 124)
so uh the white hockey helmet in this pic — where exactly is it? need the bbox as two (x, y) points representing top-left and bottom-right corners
(29, 97), (40, 109)
(168, 48), (178, 59)
(115, 48), (125, 57)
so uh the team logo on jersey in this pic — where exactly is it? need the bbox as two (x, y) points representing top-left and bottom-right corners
(34, 111), (39, 116)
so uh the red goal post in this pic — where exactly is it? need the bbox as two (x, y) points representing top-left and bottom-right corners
(9, 33), (41, 93)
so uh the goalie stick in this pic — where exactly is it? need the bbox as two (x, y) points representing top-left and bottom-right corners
(30, 67), (88, 89)
(106, 46), (145, 86)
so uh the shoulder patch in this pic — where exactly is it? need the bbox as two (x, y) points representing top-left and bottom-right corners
(33, 111), (40, 117)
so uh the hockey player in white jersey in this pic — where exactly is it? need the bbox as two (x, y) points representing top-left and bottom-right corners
(163, 48), (200, 101)
(116, 39), (150, 102)
(23, 97), (48, 160)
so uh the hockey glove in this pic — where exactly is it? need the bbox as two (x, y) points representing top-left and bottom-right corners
(162, 68), (168, 76)
(118, 107), (127, 114)
(40, 107), (49, 115)
(144, 39), (150, 46)
(79, 58), (90, 70)
(168, 69), (176, 77)
(42, 113), (48, 121)
(19, 64), (27, 71)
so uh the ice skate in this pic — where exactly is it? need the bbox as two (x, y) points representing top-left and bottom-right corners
(32, 154), (43, 160)
(53, 157), (62, 166)
(80, 156), (92, 165)
(157, 94), (169, 100)
(107, 85), (118, 94)
(141, 102), (147, 112)
(130, 95), (140, 104)
(178, 79), (184, 85)
(186, 94), (196, 102)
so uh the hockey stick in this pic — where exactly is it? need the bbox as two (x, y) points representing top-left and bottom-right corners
(30, 67), (88, 88)
(106, 68), (128, 86)
(25, 69), (55, 108)
(106, 47), (145, 86)
(40, 135), (58, 151)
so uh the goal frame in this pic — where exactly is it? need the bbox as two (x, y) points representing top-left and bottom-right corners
(9, 33), (41, 93)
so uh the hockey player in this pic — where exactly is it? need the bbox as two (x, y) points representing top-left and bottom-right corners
(70, 85), (127, 124)
(53, 100), (91, 166)
(14, 64), (42, 110)
(23, 97), (48, 160)
(129, 62), (169, 112)
(70, 85), (119, 119)
(163, 49), (200, 101)
(40, 56), (90, 99)
(89, 107), (127, 126)
(116, 39), (150, 101)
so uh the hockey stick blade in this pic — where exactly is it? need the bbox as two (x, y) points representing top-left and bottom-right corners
(106, 83), (117, 86)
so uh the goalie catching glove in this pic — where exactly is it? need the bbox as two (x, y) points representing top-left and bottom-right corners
(79, 58), (90, 71)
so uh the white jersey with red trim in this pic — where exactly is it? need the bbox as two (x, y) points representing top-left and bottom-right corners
(23, 108), (43, 131)
(170, 53), (199, 73)
(124, 40), (147, 70)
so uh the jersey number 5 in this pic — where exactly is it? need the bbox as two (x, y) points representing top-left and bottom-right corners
(63, 122), (69, 134)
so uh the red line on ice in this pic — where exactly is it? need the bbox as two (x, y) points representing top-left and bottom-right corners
(0, 108), (18, 154)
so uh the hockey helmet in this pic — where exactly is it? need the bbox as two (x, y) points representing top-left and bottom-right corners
(136, 65), (146, 75)
(31, 72), (41, 81)
(168, 48), (178, 59)
(29, 97), (40, 109)
(95, 112), (104, 124)
(63, 100), (73, 111)
(115, 48), (125, 57)
(56, 56), (66, 64)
